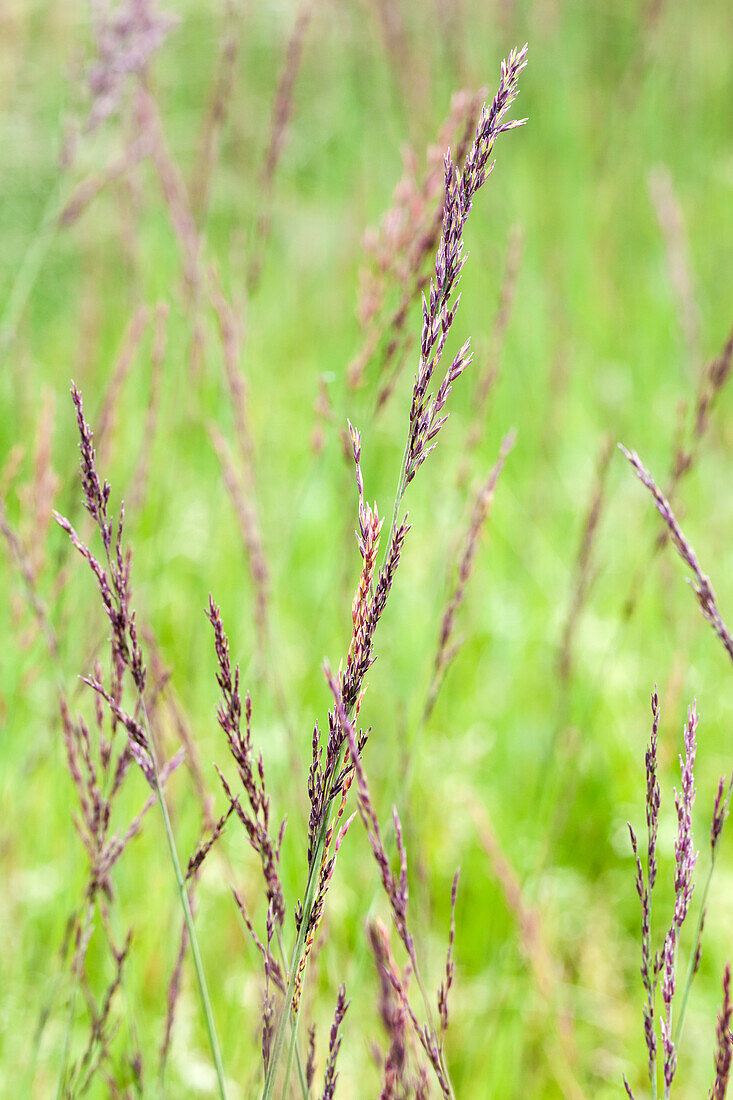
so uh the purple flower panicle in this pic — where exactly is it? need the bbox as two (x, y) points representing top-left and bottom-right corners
(406, 46), (527, 487)
(620, 446), (733, 664)
(206, 596), (285, 926)
(321, 985), (349, 1100)
(711, 964), (732, 1100)
(54, 383), (153, 780)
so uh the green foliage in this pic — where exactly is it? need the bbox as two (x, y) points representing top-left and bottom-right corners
(0, 1), (731, 1097)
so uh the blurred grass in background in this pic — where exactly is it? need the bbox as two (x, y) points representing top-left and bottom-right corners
(0, 0), (731, 1096)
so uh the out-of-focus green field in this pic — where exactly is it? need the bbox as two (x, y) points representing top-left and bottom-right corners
(1, 1), (731, 1096)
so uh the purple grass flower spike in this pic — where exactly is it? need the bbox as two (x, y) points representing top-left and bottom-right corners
(87, 0), (179, 130)
(437, 869), (460, 1039)
(405, 46), (527, 489)
(627, 689), (662, 1085)
(711, 964), (733, 1100)
(54, 383), (152, 778)
(647, 688), (661, 890)
(711, 775), (733, 854)
(321, 985), (349, 1100)
(673, 705), (698, 931)
(626, 692), (707, 1097)
(620, 445), (733, 664)
(262, 48), (528, 1096)
(56, 384), (229, 1095)
(207, 596), (285, 926)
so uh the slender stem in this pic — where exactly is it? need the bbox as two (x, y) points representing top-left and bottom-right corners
(382, 427), (412, 571)
(409, 952), (456, 1100)
(275, 929), (309, 1100)
(155, 778), (228, 1100)
(673, 859), (714, 1049)
(280, 1004), (301, 1100)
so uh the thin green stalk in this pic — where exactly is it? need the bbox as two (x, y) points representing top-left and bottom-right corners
(154, 776), (228, 1100)
(383, 428), (412, 571)
(409, 953), (456, 1100)
(280, 1005), (300, 1100)
(274, 929), (309, 1100)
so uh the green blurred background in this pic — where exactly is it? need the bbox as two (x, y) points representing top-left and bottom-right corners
(1, 0), (731, 1096)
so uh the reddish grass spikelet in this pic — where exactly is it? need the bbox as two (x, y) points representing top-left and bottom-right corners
(231, 887), (285, 996)
(321, 985), (349, 1100)
(56, 383), (228, 1095)
(306, 1024), (317, 1090)
(263, 49), (528, 1093)
(207, 596), (286, 926)
(426, 428), (515, 718)
(712, 776), (732, 853)
(262, 0), (312, 191)
(87, 0), (178, 131)
(694, 324), (733, 442)
(620, 445), (733, 663)
(186, 805), (235, 881)
(626, 693), (718, 1097)
(711, 964), (733, 1100)
(143, 625), (216, 828)
(646, 688), (662, 891)
(69, 928), (135, 1093)
(627, 692), (663, 1088)
(369, 921), (409, 1097)
(437, 869), (459, 1040)
(350, 86), (485, 394)
(672, 705), (698, 929)
(60, 692), (182, 896)
(661, 704), (698, 1094)
(54, 382), (149, 745)
(405, 45), (528, 486)
(622, 324), (733, 624)
(249, 0), (313, 291)
(330, 672), (457, 1098)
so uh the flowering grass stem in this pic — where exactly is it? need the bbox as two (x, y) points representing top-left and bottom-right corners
(674, 772), (733, 1048)
(154, 760), (229, 1100)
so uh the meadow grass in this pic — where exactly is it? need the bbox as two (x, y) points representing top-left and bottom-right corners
(1, 1), (732, 1097)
